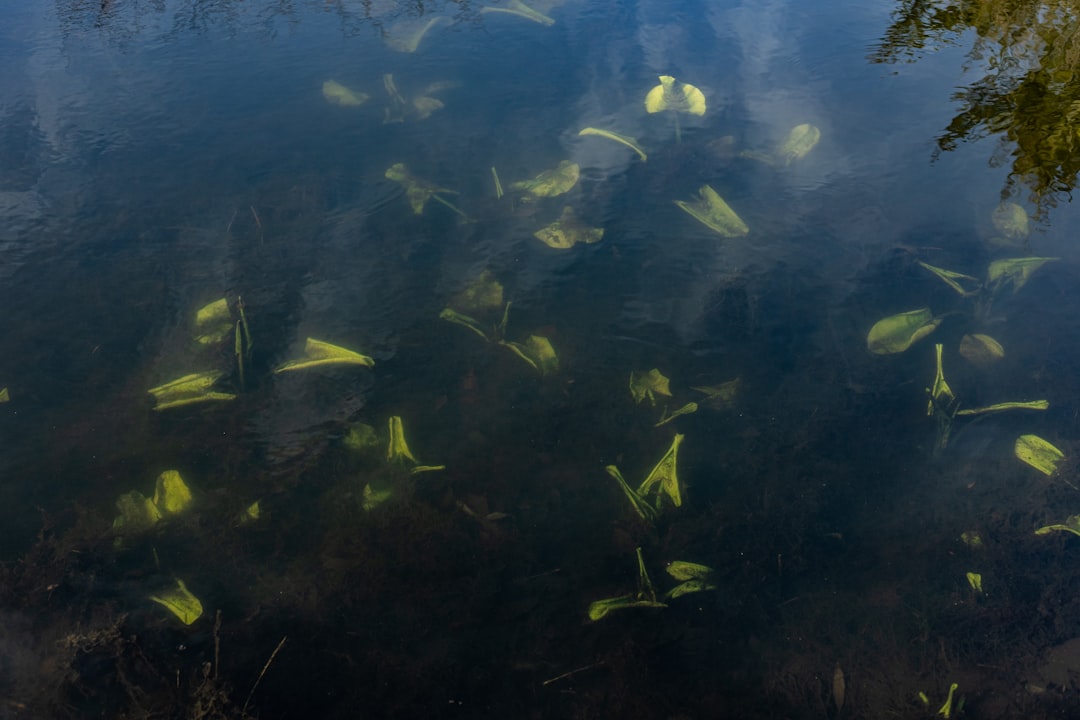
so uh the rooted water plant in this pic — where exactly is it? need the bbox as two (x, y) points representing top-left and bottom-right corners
(274, 338), (374, 373)
(578, 127), (648, 162)
(587, 548), (714, 620)
(674, 185), (749, 237)
(148, 371), (236, 411)
(1015, 434), (1065, 476)
(605, 433), (685, 520)
(480, 0), (555, 26)
(384, 16), (447, 53)
(321, 79), (369, 107)
(533, 206), (604, 249)
(740, 123), (821, 166)
(149, 578), (203, 625)
(924, 343), (1048, 452)
(439, 299), (558, 375)
(644, 75), (706, 143)
(385, 163), (468, 218)
(510, 160), (580, 200)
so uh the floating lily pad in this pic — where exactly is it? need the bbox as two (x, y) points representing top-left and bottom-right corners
(500, 335), (558, 375)
(866, 308), (940, 355)
(630, 368), (671, 405)
(1015, 434), (1065, 475)
(578, 127), (647, 161)
(675, 185), (749, 237)
(510, 160), (579, 199)
(1035, 515), (1080, 538)
(149, 578), (203, 625)
(638, 434), (684, 508)
(959, 334), (1004, 365)
(533, 206), (604, 249)
(152, 470), (193, 516)
(148, 371), (236, 411)
(321, 79), (369, 107)
(274, 338), (374, 373)
(987, 257), (1058, 294)
(385, 16), (447, 52)
(481, 0), (555, 25)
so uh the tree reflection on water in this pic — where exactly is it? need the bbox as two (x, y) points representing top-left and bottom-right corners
(872, 0), (1080, 217)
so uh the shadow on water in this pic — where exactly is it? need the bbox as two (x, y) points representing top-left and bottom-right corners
(6, 0), (1080, 718)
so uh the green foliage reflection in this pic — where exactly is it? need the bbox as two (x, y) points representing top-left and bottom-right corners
(873, 0), (1080, 215)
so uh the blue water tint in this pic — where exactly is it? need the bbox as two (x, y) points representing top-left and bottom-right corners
(3, 0), (1080, 717)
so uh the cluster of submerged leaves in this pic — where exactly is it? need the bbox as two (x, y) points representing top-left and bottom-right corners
(864, 200), (1080, 566)
(327, 64), (820, 247)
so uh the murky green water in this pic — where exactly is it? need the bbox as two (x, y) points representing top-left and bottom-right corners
(5, 0), (1080, 717)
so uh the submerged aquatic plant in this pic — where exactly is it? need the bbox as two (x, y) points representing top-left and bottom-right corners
(321, 79), (369, 107)
(606, 434), (685, 521)
(533, 206), (604, 249)
(480, 0), (555, 26)
(740, 123), (821, 167)
(148, 371), (236, 411)
(586, 548), (714, 620)
(510, 160), (580, 200)
(149, 578), (203, 625)
(644, 75), (706, 143)
(674, 185), (749, 237)
(274, 338), (374, 373)
(578, 127), (647, 162)
(385, 163), (469, 218)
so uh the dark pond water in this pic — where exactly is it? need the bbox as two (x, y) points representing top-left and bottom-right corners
(5, 0), (1080, 717)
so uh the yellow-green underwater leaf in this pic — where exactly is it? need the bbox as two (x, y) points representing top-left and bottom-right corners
(491, 167), (504, 198)
(966, 572), (983, 594)
(321, 79), (369, 107)
(385, 162), (466, 217)
(776, 123), (821, 165)
(691, 379), (739, 409)
(959, 334), (1004, 365)
(112, 491), (163, 533)
(665, 561), (714, 581)
(987, 257), (1058, 293)
(578, 127), (647, 161)
(961, 530), (984, 549)
(385, 16), (446, 53)
(500, 335), (558, 375)
(1015, 434), (1065, 475)
(992, 202), (1029, 239)
(638, 434), (684, 508)
(866, 308), (940, 355)
(1035, 514), (1080, 538)
(451, 270), (504, 313)
(439, 308), (493, 342)
(918, 261), (980, 296)
(149, 578), (203, 625)
(193, 298), (232, 345)
(629, 368), (672, 405)
(344, 422), (380, 453)
(587, 594), (667, 621)
(510, 160), (579, 199)
(387, 415), (419, 464)
(152, 470), (193, 515)
(675, 185), (749, 237)
(644, 75), (706, 116)
(362, 483), (394, 511)
(655, 402), (697, 427)
(148, 371), (236, 411)
(533, 206), (604, 249)
(663, 579), (716, 600)
(481, 0), (555, 26)
(926, 343), (956, 416)
(605, 465), (657, 522)
(956, 399), (1048, 416)
(0, 387), (8, 403)
(274, 338), (374, 373)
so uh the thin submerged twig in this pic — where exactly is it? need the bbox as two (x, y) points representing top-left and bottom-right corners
(242, 635), (287, 717)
